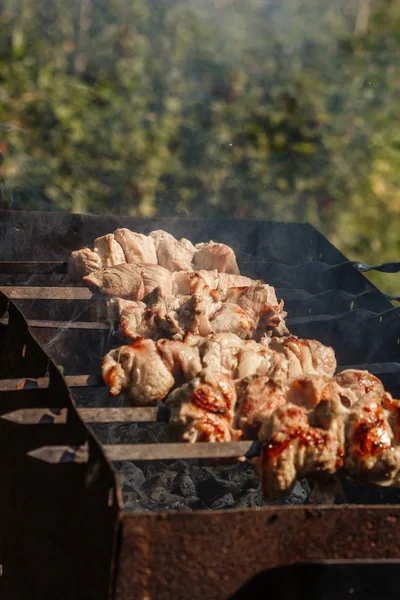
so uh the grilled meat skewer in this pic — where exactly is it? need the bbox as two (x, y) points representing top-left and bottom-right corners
(68, 228), (241, 281)
(254, 370), (398, 500)
(101, 334), (335, 406)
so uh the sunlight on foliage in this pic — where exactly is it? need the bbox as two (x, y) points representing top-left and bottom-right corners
(0, 0), (400, 294)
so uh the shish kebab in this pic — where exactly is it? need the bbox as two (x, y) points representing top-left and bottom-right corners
(18, 366), (400, 502)
(65, 227), (400, 500)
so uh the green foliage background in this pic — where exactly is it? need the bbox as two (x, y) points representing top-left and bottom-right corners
(1, 0), (400, 294)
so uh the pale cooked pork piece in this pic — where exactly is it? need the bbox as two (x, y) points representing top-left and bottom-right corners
(192, 241), (240, 274)
(109, 294), (182, 334)
(334, 369), (385, 407)
(217, 273), (255, 295)
(236, 340), (275, 379)
(236, 375), (343, 440)
(117, 292), (258, 341)
(235, 375), (287, 437)
(68, 233), (125, 282)
(83, 263), (145, 299)
(140, 264), (172, 297)
(172, 270), (254, 297)
(183, 332), (208, 347)
(200, 333), (244, 374)
(345, 393), (400, 486)
(93, 234), (125, 267)
(177, 282), (222, 337)
(172, 270), (219, 295)
(383, 393), (400, 440)
(102, 338), (202, 403)
(102, 339), (174, 404)
(82, 263), (172, 300)
(201, 335), (272, 379)
(166, 368), (241, 442)
(68, 247), (102, 281)
(118, 300), (155, 339)
(195, 333), (273, 379)
(175, 279), (286, 340)
(256, 377), (348, 500)
(286, 376), (340, 409)
(255, 371), (400, 500)
(149, 230), (195, 272)
(178, 296), (214, 337)
(114, 229), (157, 264)
(156, 339), (202, 381)
(256, 402), (343, 501)
(269, 336), (336, 379)
(119, 288), (184, 340)
(226, 284), (288, 337)
(209, 303), (256, 339)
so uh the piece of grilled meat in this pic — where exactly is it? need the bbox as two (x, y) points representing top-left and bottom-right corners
(102, 338), (201, 404)
(68, 228), (240, 281)
(166, 368), (241, 443)
(255, 369), (400, 501)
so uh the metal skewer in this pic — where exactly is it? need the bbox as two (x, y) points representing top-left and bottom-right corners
(27, 440), (261, 463)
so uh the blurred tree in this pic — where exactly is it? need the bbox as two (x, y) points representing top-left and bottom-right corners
(0, 0), (400, 293)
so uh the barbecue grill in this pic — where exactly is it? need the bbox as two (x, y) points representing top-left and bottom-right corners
(1, 209), (400, 600)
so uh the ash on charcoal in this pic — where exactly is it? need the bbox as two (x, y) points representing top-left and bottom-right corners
(210, 493), (236, 510)
(141, 470), (177, 493)
(276, 480), (310, 506)
(171, 469), (197, 498)
(88, 422), (314, 512)
(195, 462), (260, 506)
(117, 462), (145, 492)
(88, 422), (169, 445)
(114, 455), (315, 512)
(235, 489), (265, 509)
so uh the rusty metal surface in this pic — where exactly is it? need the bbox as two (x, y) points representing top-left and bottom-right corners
(116, 506), (400, 600)
(0, 291), (120, 599)
(230, 561), (400, 600)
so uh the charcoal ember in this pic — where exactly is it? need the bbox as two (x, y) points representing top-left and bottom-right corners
(276, 480), (310, 506)
(196, 462), (259, 506)
(75, 388), (126, 408)
(106, 427), (311, 512)
(170, 500), (193, 512)
(148, 487), (187, 508)
(117, 462), (145, 492)
(106, 422), (139, 444)
(196, 468), (240, 505)
(306, 478), (341, 505)
(122, 491), (143, 512)
(141, 470), (177, 493)
(142, 461), (177, 480)
(170, 495), (205, 511)
(171, 469), (197, 498)
(298, 478), (312, 501)
(213, 462), (260, 491)
(210, 493), (236, 510)
(129, 423), (170, 444)
(168, 460), (197, 473)
(187, 496), (208, 510)
(235, 488), (266, 509)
